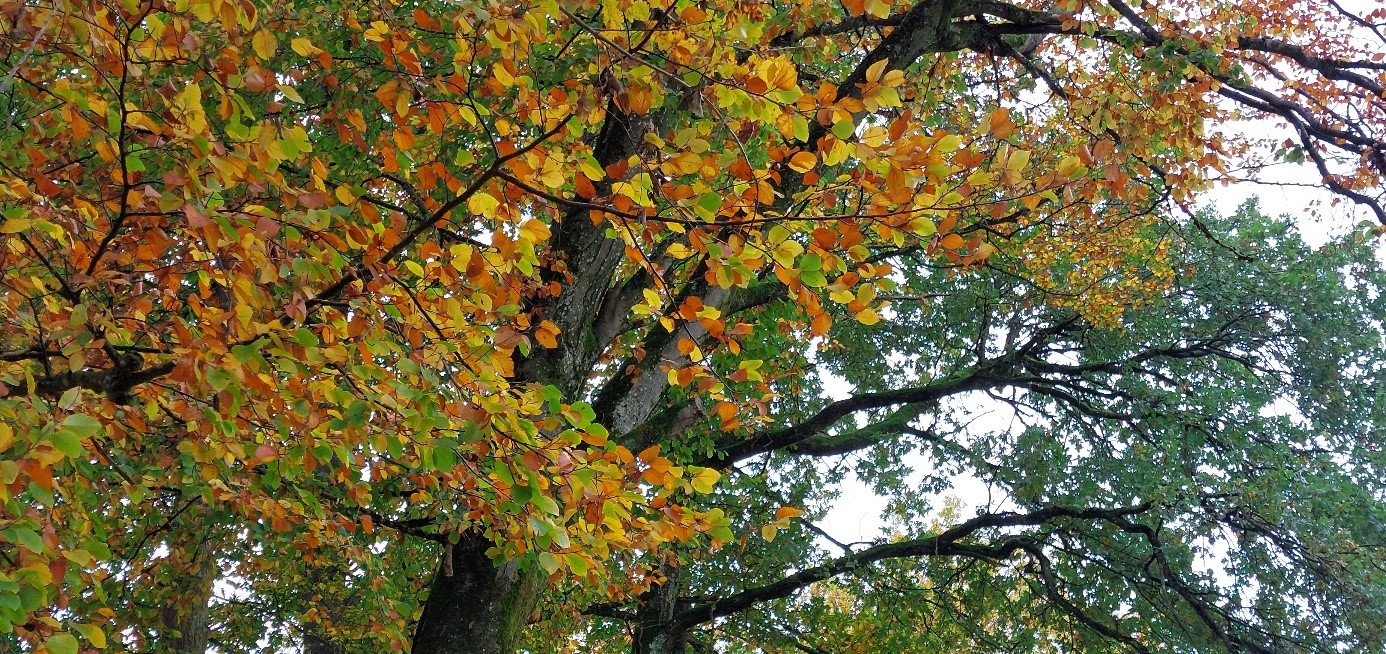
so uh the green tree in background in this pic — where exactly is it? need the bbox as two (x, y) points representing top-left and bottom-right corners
(572, 201), (1386, 653)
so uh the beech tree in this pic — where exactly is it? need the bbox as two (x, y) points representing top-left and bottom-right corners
(0, 0), (1384, 653)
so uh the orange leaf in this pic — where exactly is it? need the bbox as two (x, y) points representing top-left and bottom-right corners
(774, 506), (804, 521)
(787, 151), (817, 173)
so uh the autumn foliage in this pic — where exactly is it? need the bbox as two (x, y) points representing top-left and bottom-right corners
(1, 0), (1385, 652)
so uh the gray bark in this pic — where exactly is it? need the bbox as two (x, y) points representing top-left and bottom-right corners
(411, 99), (649, 654)
(157, 522), (221, 654)
(410, 532), (546, 654)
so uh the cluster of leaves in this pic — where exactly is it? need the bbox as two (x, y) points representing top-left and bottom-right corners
(0, 0), (1383, 652)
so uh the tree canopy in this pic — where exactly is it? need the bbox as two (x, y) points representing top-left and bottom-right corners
(1, 0), (1384, 653)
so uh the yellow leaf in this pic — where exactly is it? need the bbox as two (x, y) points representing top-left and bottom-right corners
(493, 61), (515, 88)
(1007, 149), (1031, 171)
(42, 633), (77, 654)
(773, 244), (803, 269)
(767, 224), (791, 245)
(973, 241), (997, 261)
(467, 192), (499, 216)
(865, 58), (889, 84)
(174, 84), (207, 134)
(612, 173), (655, 207)
(1057, 155), (1085, 178)
(690, 467), (719, 494)
(642, 287), (662, 310)
(22, 562), (52, 585)
(518, 219), (551, 243)
(906, 216), (936, 236)
(61, 549), (93, 565)
(277, 83), (304, 104)
(291, 37), (316, 56)
(72, 623), (107, 649)
(0, 217), (31, 233)
(855, 308), (880, 325)
(334, 184), (357, 205)
(667, 242), (694, 259)
(252, 30), (276, 59)
(865, 0), (892, 19)
(761, 524), (777, 542)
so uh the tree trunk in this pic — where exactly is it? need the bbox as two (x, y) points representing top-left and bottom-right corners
(633, 566), (688, 654)
(409, 98), (649, 654)
(300, 558), (350, 654)
(157, 523), (220, 654)
(303, 631), (347, 654)
(410, 531), (547, 654)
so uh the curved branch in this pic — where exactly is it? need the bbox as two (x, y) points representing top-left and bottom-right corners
(708, 356), (1018, 467)
(669, 503), (1154, 630)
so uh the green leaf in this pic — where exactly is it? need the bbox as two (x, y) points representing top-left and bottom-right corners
(695, 192), (722, 221)
(564, 553), (589, 576)
(531, 493), (560, 516)
(832, 119), (855, 140)
(60, 414), (102, 438)
(7, 527), (43, 554)
(50, 430), (85, 458)
(434, 439), (458, 470)
(292, 328), (318, 347)
(45, 633), (79, 654)
(690, 468), (720, 494)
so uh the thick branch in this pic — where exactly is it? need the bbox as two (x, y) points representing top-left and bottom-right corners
(709, 355), (1019, 466)
(3, 360), (175, 403)
(670, 503), (1153, 629)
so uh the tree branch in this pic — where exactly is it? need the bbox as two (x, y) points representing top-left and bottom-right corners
(670, 503), (1154, 629)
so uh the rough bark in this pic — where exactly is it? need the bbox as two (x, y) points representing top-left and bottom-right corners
(410, 531), (547, 654)
(411, 100), (647, 654)
(632, 566), (687, 654)
(157, 523), (221, 654)
(300, 558), (351, 654)
(302, 631), (347, 654)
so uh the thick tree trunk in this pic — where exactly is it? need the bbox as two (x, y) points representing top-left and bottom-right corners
(157, 523), (220, 654)
(633, 567), (689, 654)
(303, 631), (346, 654)
(410, 98), (648, 654)
(300, 557), (350, 654)
(410, 531), (547, 654)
